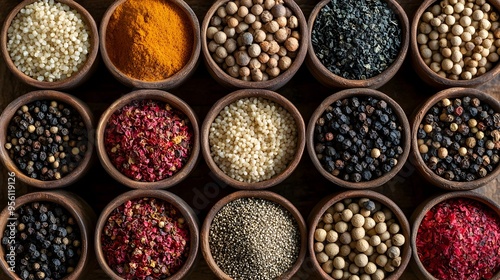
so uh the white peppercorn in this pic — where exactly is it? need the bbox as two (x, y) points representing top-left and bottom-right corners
(314, 242), (325, 253)
(317, 252), (329, 264)
(325, 243), (340, 258)
(354, 254), (368, 267)
(315, 228), (327, 242)
(322, 260), (334, 274)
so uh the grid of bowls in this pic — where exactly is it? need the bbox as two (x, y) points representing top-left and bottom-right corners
(0, 0), (499, 279)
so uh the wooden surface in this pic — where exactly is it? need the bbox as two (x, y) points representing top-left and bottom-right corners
(0, 0), (499, 279)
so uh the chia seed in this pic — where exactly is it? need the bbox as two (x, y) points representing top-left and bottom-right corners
(209, 197), (301, 280)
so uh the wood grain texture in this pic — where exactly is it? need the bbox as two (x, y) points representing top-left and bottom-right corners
(0, 0), (498, 279)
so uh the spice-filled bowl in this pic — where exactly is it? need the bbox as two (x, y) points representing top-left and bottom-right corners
(411, 0), (500, 89)
(96, 89), (200, 189)
(410, 191), (500, 280)
(201, 89), (305, 190)
(0, 90), (94, 189)
(411, 87), (500, 190)
(306, 88), (411, 189)
(0, 190), (97, 280)
(0, 0), (99, 90)
(201, 0), (309, 90)
(201, 190), (307, 279)
(306, 0), (409, 89)
(308, 190), (411, 280)
(100, 0), (200, 89)
(95, 189), (199, 280)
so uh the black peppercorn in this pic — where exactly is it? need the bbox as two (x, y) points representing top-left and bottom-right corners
(314, 96), (403, 182)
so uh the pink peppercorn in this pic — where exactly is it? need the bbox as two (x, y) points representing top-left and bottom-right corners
(416, 198), (500, 280)
(104, 99), (193, 182)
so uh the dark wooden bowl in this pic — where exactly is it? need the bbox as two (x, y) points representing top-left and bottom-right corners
(306, 88), (411, 189)
(411, 0), (500, 89)
(410, 191), (500, 280)
(200, 190), (307, 280)
(201, 89), (305, 190)
(410, 87), (500, 190)
(0, 90), (95, 188)
(95, 89), (200, 189)
(306, 0), (409, 89)
(0, 190), (97, 280)
(201, 0), (309, 91)
(99, 0), (200, 90)
(308, 190), (411, 280)
(94, 189), (199, 280)
(0, 0), (99, 90)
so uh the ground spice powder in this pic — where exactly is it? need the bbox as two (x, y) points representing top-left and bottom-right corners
(106, 0), (193, 81)
(416, 198), (500, 280)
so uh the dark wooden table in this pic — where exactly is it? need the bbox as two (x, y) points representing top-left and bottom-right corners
(1, 0), (499, 279)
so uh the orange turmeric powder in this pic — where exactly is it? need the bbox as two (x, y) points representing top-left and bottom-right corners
(106, 0), (193, 81)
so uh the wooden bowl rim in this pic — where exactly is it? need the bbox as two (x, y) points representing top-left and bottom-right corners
(410, 191), (500, 280)
(306, 88), (411, 189)
(410, 87), (500, 190)
(0, 0), (99, 90)
(410, 0), (500, 88)
(306, 0), (410, 89)
(307, 190), (411, 280)
(99, 0), (201, 90)
(0, 190), (94, 280)
(0, 90), (95, 189)
(95, 89), (200, 189)
(201, 0), (309, 91)
(200, 190), (307, 280)
(94, 189), (200, 280)
(200, 89), (306, 190)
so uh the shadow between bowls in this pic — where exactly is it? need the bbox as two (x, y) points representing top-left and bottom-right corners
(410, 87), (500, 190)
(410, 0), (500, 89)
(307, 190), (411, 280)
(200, 190), (307, 280)
(201, 0), (309, 91)
(0, 0), (99, 90)
(99, 0), (200, 90)
(94, 189), (200, 280)
(306, 0), (409, 89)
(200, 89), (306, 190)
(306, 88), (411, 189)
(0, 190), (97, 280)
(0, 90), (95, 189)
(95, 89), (200, 189)
(409, 191), (500, 280)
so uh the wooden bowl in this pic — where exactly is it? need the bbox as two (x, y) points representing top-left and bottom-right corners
(410, 191), (500, 280)
(201, 89), (305, 190)
(0, 0), (99, 90)
(0, 90), (95, 188)
(308, 190), (411, 280)
(201, 190), (307, 279)
(95, 189), (199, 280)
(306, 0), (409, 89)
(100, 0), (200, 90)
(201, 0), (309, 90)
(410, 87), (500, 190)
(411, 0), (500, 89)
(95, 89), (200, 189)
(306, 88), (411, 189)
(0, 190), (97, 280)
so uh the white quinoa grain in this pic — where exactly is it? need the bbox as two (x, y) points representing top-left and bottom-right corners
(7, 0), (90, 82)
(209, 97), (297, 183)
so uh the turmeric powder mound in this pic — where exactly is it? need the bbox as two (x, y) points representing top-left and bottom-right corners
(106, 0), (193, 81)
